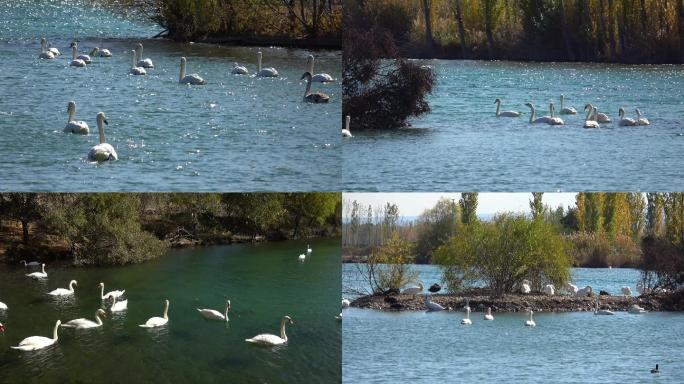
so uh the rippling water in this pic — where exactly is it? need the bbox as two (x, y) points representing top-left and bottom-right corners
(343, 60), (684, 191)
(0, 239), (341, 383)
(342, 265), (683, 383)
(0, 0), (341, 191)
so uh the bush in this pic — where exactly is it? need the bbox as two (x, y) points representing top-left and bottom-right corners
(566, 232), (641, 268)
(364, 233), (418, 294)
(640, 235), (684, 291)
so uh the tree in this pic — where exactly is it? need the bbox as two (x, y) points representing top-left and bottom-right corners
(415, 198), (460, 263)
(482, 0), (499, 58)
(365, 232), (418, 293)
(530, 192), (544, 220)
(0, 193), (42, 244)
(453, 0), (467, 56)
(626, 192), (646, 239)
(459, 193), (478, 225)
(422, 0), (435, 47)
(283, 193), (339, 237)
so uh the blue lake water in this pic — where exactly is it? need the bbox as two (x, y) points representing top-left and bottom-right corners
(342, 264), (683, 383)
(342, 60), (684, 191)
(0, 0), (341, 191)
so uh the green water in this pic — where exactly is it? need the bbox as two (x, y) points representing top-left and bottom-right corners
(0, 239), (341, 383)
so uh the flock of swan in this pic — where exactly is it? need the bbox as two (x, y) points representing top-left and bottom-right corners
(0, 261), (299, 351)
(37, 38), (336, 162)
(494, 96), (651, 129)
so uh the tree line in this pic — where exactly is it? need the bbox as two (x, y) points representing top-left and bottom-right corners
(0, 193), (340, 266)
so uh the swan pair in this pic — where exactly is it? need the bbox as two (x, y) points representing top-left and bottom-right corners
(619, 107), (650, 126)
(48, 280), (77, 296)
(64, 101), (90, 134)
(583, 104), (600, 129)
(99, 282), (125, 300)
(130, 49), (146, 75)
(245, 315), (294, 346)
(62, 309), (106, 329)
(39, 38), (56, 59)
(26, 264), (48, 279)
(197, 300), (231, 321)
(87, 112), (118, 162)
(301, 72), (330, 103)
(342, 116), (353, 137)
(69, 42), (90, 67)
(525, 103), (563, 125)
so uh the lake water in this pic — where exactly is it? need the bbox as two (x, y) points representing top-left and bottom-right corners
(342, 60), (684, 191)
(0, 0), (341, 192)
(0, 239), (341, 383)
(342, 264), (683, 383)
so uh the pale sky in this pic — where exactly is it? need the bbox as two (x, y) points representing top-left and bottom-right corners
(344, 193), (577, 217)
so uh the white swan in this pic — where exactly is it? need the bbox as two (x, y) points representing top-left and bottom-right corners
(461, 307), (472, 325)
(548, 104), (564, 125)
(39, 38), (55, 59)
(62, 309), (106, 329)
(48, 280), (77, 296)
(98, 282), (125, 300)
(583, 104), (600, 129)
(139, 299), (170, 327)
(88, 113), (118, 162)
(591, 105), (611, 123)
(90, 47), (112, 57)
(618, 107), (638, 126)
(298, 253), (306, 261)
(69, 43), (87, 67)
(628, 304), (647, 314)
(520, 279), (531, 294)
(129, 49), (146, 76)
(635, 108), (650, 125)
(402, 282), (423, 295)
(245, 315), (294, 346)
(256, 51), (278, 77)
(543, 284), (555, 295)
(11, 320), (61, 351)
(110, 295), (128, 312)
(342, 115), (353, 137)
(341, 299), (351, 308)
(594, 301), (614, 315)
(307, 244), (312, 254)
(70, 42), (91, 64)
(559, 95), (577, 114)
(524, 103), (552, 124)
(26, 263), (47, 279)
(494, 98), (521, 117)
(621, 286), (632, 296)
(524, 309), (536, 327)
(179, 57), (205, 85)
(136, 43), (154, 68)
(0, 301), (7, 310)
(564, 282), (579, 295)
(307, 55), (334, 82)
(484, 307), (494, 321)
(197, 300), (231, 321)
(576, 285), (593, 297)
(47, 40), (60, 56)
(20, 260), (41, 267)
(424, 294), (445, 311)
(231, 62), (248, 75)
(301, 72), (330, 103)
(64, 101), (89, 134)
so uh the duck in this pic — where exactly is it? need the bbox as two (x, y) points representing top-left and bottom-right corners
(524, 309), (536, 327)
(88, 113), (118, 162)
(48, 280), (77, 296)
(231, 62), (249, 75)
(342, 115), (353, 137)
(307, 54), (334, 82)
(98, 282), (125, 300)
(61, 309), (106, 329)
(583, 104), (600, 129)
(524, 103), (552, 124)
(136, 43), (154, 68)
(301, 72), (330, 103)
(110, 295), (128, 312)
(26, 264), (47, 279)
(494, 98), (521, 117)
(197, 300), (231, 321)
(129, 49), (146, 76)
(245, 315), (294, 346)
(428, 283), (442, 293)
(64, 101), (90, 134)
(484, 307), (494, 320)
(402, 282), (423, 295)
(618, 107), (638, 126)
(559, 95), (577, 114)
(139, 299), (170, 327)
(179, 57), (205, 85)
(11, 320), (61, 351)
(635, 108), (650, 125)
(256, 51), (279, 77)
(460, 307), (472, 325)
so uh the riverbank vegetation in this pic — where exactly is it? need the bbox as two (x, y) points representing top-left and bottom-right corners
(0, 193), (340, 266)
(346, 0), (684, 63)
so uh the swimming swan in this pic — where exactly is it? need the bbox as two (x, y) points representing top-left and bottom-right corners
(635, 108), (650, 125)
(179, 57), (205, 85)
(559, 95), (577, 114)
(39, 38), (55, 59)
(90, 47), (112, 57)
(256, 51), (279, 77)
(11, 320), (61, 351)
(307, 244), (312, 254)
(341, 299), (351, 308)
(0, 301), (7, 310)
(20, 260), (41, 267)
(98, 282), (125, 300)
(594, 300), (615, 315)
(64, 101), (89, 134)
(524, 103), (552, 124)
(197, 300), (231, 321)
(591, 105), (611, 123)
(424, 294), (446, 311)
(307, 55), (334, 82)
(26, 263), (47, 278)
(129, 49), (146, 75)
(494, 98), (521, 117)
(301, 72), (330, 103)
(342, 115), (353, 137)
(88, 113), (118, 162)
(548, 104), (564, 125)
(69, 43), (86, 67)
(136, 43), (154, 68)
(484, 307), (494, 320)
(48, 280), (77, 296)
(70, 42), (91, 64)
(110, 295), (128, 312)
(139, 299), (170, 327)
(618, 107), (638, 126)
(583, 104), (600, 129)
(461, 307), (472, 325)
(245, 315), (294, 346)
(402, 282), (423, 295)
(524, 310), (536, 327)
(47, 40), (60, 56)
(298, 253), (306, 261)
(231, 62), (249, 75)
(62, 309), (106, 329)
(628, 304), (647, 314)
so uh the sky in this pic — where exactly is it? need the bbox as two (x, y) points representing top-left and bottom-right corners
(343, 193), (577, 217)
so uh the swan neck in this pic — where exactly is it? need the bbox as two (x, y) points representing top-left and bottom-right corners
(72, 45), (76, 60)
(100, 285), (104, 299)
(131, 50), (136, 68)
(42, 264), (46, 274)
(138, 45), (143, 61)
(53, 321), (59, 340)
(495, 101), (501, 116)
(308, 57), (314, 73)
(280, 318), (288, 341)
(96, 312), (103, 325)
(98, 119), (106, 144)
(345, 116), (350, 131)
(258, 53), (262, 72)
(304, 76), (312, 98)
(585, 106), (592, 121)
(180, 60), (186, 81)
(70, 280), (75, 291)
(528, 105), (535, 123)
(163, 301), (169, 319)
(68, 107), (74, 122)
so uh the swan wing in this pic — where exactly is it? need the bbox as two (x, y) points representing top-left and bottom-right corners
(64, 121), (89, 134)
(139, 317), (167, 327)
(197, 309), (224, 320)
(245, 334), (285, 345)
(48, 288), (71, 295)
(112, 300), (128, 312)
(312, 73), (334, 82)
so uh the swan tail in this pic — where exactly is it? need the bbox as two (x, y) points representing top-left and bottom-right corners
(245, 338), (257, 343)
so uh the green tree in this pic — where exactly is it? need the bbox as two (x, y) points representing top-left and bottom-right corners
(366, 232), (418, 293)
(283, 193), (339, 237)
(415, 197), (460, 263)
(459, 192), (478, 225)
(0, 193), (42, 244)
(530, 192), (544, 220)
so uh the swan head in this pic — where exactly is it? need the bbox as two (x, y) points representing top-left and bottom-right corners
(56, 320), (61, 327)
(524, 102), (533, 108)
(70, 280), (78, 287)
(283, 315), (294, 325)
(98, 282), (104, 288)
(257, 51), (262, 58)
(67, 101), (76, 113)
(96, 309), (107, 318)
(300, 71), (312, 81)
(226, 300), (232, 310)
(70, 41), (77, 48)
(345, 115), (351, 127)
(181, 56), (187, 65)
(618, 107), (625, 117)
(494, 98), (501, 104)
(96, 112), (108, 126)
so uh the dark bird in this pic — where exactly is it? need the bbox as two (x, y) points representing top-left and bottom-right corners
(429, 283), (442, 293)
(300, 72), (330, 103)
(651, 364), (659, 374)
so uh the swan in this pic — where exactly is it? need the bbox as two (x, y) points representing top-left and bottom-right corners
(39, 38), (55, 59)
(129, 50), (146, 76)
(520, 279), (531, 294)
(47, 40), (60, 56)
(628, 304), (647, 314)
(98, 282), (125, 300)
(136, 43), (154, 68)
(90, 47), (112, 57)
(564, 282), (579, 295)
(524, 310), (536, 327)
(197, 300), (231, 321)
(301, 72), (330, 103)
(494, 98), (521, 117)
(618, 107), (638, 126)
(0, 301), (7, 310)
(64, 101), (90, 134)
(594, 300), (614, 315)
(402, 282), (423, 295)
(590, 105), (611, 123)
(461, 307), (472, 325)
(139, 299), (170, 327)
(245, 315), (294, 346)
(256, 51), (278, 77)
(548, 104), (565, 125)
(621, 286), (632, 296)
(559, 95), (577, 114)
(543, 284), (555, 295)
(524, 103), (552, 124)
(69, 43), (86, 67)
(48, 280), (77, 296)
(62, 309), (106, 329)
(576, 285), (593, 297)
(110, 295), (128, 312)
(635, 108), (650, 125)
(26, 263), (47, 279)
(88, 113), (118, 162)
(307, 244), (312, 254)
(463, 297), (471, 312)
(307, 55), (334, 82)
(20, 260), (41, 267)
(341, 299), (351, 308)
(583, 104), (600, 129)
(484, 307), (494, 321)
(342, 115), (353, 137)
(424, 294), (445, 311)
(179, 57), (205, 85)
(231, 62), (248, 75)
(70, 42), (91, 64)
(298, 253), (306, 261)
(11, 320), (61, 351)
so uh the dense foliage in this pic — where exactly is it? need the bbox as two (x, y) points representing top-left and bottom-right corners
(364, 232), (418, 293)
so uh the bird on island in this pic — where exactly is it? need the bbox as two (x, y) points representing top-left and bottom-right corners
(402, 282), (423, 295)
(428, 283), (441, 293)
(341, 299), (350, 309)
(520, 280), (531, 294)
(621, 286), (632, 297)
(424, 294), (445, 312)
